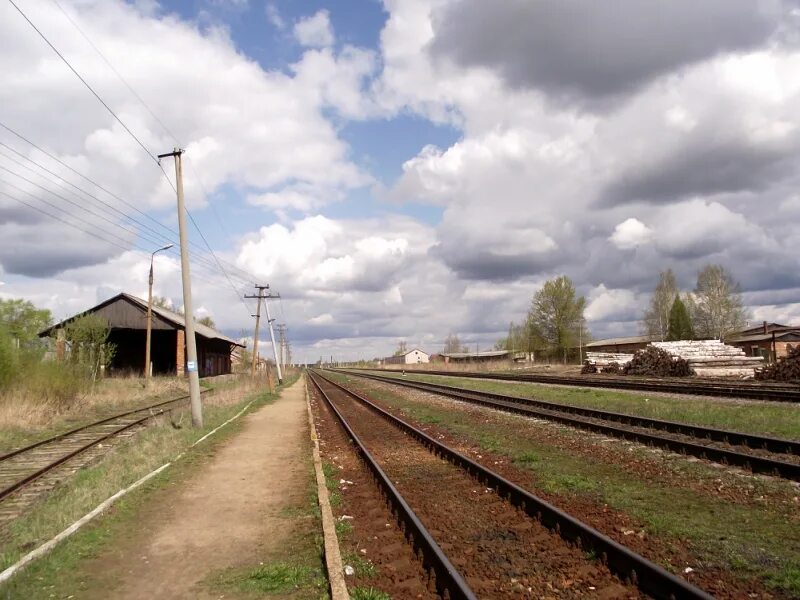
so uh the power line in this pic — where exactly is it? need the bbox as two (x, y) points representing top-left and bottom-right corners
(7, 0), (159, 164)
(0, 125), (257, 285)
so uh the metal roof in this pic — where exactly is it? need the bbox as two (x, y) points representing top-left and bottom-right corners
(442, 350), (509, 358)
(40, 292), (243, 347)
(728, 330), (800, 343)
(584, 335), (655, 348)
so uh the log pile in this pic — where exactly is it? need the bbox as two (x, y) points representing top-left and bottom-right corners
(586, 352), (634, 367)
(581, 361), (598, 374)
(601, 362), (622, 374)
(651, 340), (763, 378)
(755, 345), (800, 382)
(623, 346), (694, 377)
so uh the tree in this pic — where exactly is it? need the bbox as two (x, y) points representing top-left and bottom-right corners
(691, 265), (748, 340)
(393, 340), (408, 356)
(152, 296), (171, 310)
(64, 315), (115, 384)
(443, 333), (467, 354)
(197, 316), (216, 328)
(666, 295), (694, 341)
(527, 276), (587, 363)
(0, 298), (52, 344)
(642, 270), (678, 341)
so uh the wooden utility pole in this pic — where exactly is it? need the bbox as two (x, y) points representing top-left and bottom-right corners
(157, 149), (202, 428)
(245, 285), (267, 377)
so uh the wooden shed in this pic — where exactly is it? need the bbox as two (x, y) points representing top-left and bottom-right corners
(40, 293), (243, 377)
(728, 322), (800, 362)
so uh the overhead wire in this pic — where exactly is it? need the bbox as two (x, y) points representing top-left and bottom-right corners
(7, 0), (263, 315)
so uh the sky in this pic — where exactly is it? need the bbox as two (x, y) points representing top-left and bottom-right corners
(1, 0), (800, 364)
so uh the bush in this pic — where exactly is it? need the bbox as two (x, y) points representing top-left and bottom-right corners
(0, 325), (18, 389)
(623, 346), (694, 377)
(601, 361), (621, 374)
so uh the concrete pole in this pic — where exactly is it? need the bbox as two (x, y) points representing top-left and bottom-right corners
(250, 292), (262, 377)
(160, 148), (202, 427)
(265, 298), (283, 384)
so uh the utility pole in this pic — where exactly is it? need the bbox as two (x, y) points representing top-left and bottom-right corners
(245, 285), (268, 377)
(157, 149), (202, 428)
(145, 243), (173, 385)
(276, 324), (287, 371)
(264, 292), (282, 384)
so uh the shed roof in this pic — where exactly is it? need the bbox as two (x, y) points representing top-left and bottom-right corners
(40, 292), (243, 347)
(728, 330), (800, 343)
(584, 335), (655, 348)
(442, 350), (509, 359)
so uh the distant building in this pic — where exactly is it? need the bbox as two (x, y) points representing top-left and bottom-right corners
(583, 335), (656, 354)
(728, 322), (800, 361)
(40, 292), (244, 377)
(442, 350), (525, 363)
(384, 348), (430, 365)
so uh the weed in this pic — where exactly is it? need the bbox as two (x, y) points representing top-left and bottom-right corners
(350, 586), (390, 600)
(335, 519), (353, 537)
(343, 551), (377, 578)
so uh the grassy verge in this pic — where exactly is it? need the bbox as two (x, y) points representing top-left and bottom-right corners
(0, 375), (299, 598)
(337, 374), (800, 596)
(367, 371), (800, 439)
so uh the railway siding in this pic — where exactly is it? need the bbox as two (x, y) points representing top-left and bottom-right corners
(341, 370), (800, 481)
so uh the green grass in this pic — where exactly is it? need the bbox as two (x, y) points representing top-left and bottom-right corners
(350, 586), (390, 600)
(337, 374), (800, 597)
(0, 377), (298, 597)
(372, 371), (800, 439)
(342, 551), (378, 578)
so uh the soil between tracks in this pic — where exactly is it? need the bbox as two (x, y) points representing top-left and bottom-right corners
(77, 379), (311, 599)
(315, 376), (641, 599)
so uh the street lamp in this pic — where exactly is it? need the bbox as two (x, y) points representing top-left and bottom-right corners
(145, 244), (174, 384)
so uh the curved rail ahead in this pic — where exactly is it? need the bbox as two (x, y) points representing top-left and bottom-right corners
(338, 369), (800, 481)
(311, 370), (713, 600)
(345, 367), (800, 403)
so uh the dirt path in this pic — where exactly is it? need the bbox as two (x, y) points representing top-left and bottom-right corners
(84, 379), (310, 599)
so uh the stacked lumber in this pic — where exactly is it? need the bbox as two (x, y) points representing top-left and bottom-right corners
(623, 347), (694, 377)
(651, 340), (763, 378)
(755, 345), (800, 382)
(586, 352), (634, 367)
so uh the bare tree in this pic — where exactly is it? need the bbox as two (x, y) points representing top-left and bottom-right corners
(393, 340), (408, 356)
(691, 265), (748, 340)
(443, 333), (467, 353)
(642, 269), (678, 341)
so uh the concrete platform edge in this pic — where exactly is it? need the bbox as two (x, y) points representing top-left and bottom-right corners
(305, 375), (349, 600)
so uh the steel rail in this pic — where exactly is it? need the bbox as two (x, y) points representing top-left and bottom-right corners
(307, 372), (477, 600)
(340, 370), (800, 481)
(312, 370), (713, 600)
(347, 367), (800, 403)
(0, 390), (209, 502)
(343, 370), (800, 455)
(0, 390), (207, 463)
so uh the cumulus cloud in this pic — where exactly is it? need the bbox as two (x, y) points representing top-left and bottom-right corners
(293, 10), (335, 48)
(610, 218), (654, 250)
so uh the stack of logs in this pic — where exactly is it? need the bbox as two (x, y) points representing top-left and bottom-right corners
(651, 340), (763, 378)
(623, 346), (694, 377)
(586, 352), (634, 367)
(755, 345), (800, 382)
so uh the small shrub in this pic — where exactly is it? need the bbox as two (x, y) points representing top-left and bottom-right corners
(580, 361), (597, 374)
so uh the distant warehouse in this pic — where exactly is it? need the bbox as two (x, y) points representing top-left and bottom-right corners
(39, 292), (243, 377)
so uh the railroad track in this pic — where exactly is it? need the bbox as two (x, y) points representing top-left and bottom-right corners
(346, 367), (800, 403)
(338, 369), (800, 482)
(0, 391), (204, 521)
(309, 370), (712, 599)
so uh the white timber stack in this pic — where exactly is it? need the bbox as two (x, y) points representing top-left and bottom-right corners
(650, 340), (763, 378)
(586, 352), (634, 367)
